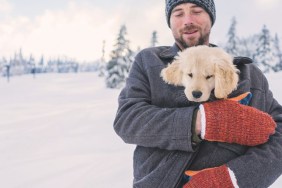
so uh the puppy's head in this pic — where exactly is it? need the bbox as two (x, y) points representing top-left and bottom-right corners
(161, 46), (239, 102)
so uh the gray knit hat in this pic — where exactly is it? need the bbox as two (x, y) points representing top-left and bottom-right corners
(165, 0), (216, 27)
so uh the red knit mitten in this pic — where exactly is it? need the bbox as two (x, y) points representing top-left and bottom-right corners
(183, 165), (234, 188)
(201, 100), (276, 146)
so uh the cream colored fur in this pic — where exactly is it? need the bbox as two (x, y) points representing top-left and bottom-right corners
(161, 45), (239, 102)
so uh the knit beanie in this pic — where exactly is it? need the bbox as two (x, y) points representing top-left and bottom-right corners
(165, 0), (216, 27)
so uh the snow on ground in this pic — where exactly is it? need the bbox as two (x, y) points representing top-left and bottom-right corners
(0, 73), (134, 188)
(0, 72), (281, 188)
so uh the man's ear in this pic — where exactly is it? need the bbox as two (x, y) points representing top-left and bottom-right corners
(160, 59), (183, 86)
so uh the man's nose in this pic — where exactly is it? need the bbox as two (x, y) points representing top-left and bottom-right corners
(183, 14), (195, 25)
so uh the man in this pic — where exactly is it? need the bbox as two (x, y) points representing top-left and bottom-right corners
(114, 0), (282, 187)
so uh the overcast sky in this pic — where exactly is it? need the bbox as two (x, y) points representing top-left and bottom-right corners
(0, 0), (281, 62)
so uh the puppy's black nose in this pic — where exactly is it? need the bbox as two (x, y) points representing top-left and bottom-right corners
(192, 91), (202, 98)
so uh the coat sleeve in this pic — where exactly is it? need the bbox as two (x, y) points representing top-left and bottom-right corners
(113, 51), (197, 152)
(227, 70), (282, 188)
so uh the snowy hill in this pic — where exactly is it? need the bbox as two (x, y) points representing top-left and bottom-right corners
(0, 72), (281, 188)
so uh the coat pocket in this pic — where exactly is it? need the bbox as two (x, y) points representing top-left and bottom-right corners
(133, 146), (175, 179)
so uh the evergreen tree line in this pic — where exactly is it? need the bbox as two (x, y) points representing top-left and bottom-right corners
(0, 50), (100, 78)
(104, 18), (282, 89)
(224, 17), (282, 73)
(1, 17), (281, 87)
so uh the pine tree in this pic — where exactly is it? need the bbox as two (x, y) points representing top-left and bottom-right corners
(150, 31), (158, 47)
(105, 25), (134, 89)
(253, 25), (276, 73)
(0, 57), (8, 77)
(273, 34), (282, 72)
(9, 49), (26, 76)
(38, 55), (45, 73)
(98, 40), (106, 77)
(239, 34), (260, 58)
(225, 17), (240, 56)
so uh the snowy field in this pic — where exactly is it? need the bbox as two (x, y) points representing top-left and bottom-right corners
(0, 72), (282, 188)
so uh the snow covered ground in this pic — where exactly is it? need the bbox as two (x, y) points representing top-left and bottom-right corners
(0, 72), (281, 188)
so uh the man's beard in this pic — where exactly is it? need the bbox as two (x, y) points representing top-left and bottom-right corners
(176, 25), (209, 49)
(176, 36), (206, 49)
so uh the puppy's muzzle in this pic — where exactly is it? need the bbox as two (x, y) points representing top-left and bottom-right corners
(192, 91), (203, 99)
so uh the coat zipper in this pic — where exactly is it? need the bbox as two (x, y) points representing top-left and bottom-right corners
(174, 144), (201, 188)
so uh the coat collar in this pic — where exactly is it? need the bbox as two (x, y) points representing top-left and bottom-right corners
(159, 43), (180, 59)
(159, 43), (218, 59)
(159, 43), (253, 66)
(233, 57), (253, 66)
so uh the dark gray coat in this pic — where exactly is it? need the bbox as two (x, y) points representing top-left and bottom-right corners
(113, 44), (282, 188)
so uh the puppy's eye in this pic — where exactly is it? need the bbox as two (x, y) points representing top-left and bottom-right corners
(206, 75), (213, 79)
(188, 73), (193, 78)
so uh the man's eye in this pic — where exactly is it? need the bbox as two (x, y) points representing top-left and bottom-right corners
(188, 73), (193, 78)
(193, 11), (202, 14)
(174, 13), (183, 17)
(191, 8), (203, 15)
(206, 75), (213, 79)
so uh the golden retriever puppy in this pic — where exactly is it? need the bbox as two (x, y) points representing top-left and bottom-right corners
(161, 45), (239, 102)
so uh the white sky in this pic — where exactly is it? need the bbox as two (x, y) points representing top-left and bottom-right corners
(0, 0), (281, 62)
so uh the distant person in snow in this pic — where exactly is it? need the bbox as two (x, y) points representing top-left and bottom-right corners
(113, 0), (282, 187)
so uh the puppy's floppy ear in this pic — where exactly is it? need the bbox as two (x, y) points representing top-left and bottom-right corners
(214, 57), (239, 99)
(161, 59), (183, 86)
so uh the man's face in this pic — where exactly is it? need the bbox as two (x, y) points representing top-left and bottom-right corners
(170, 3), (212, 49)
